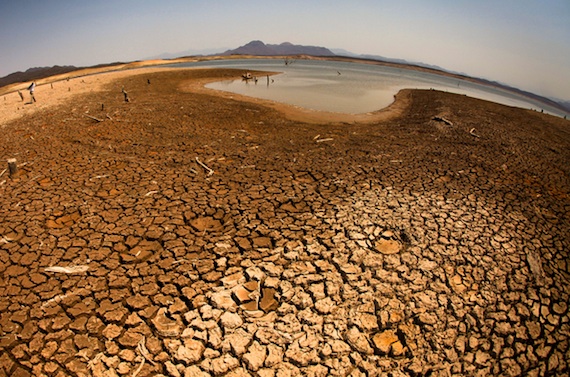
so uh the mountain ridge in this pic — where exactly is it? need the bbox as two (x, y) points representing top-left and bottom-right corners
(223, 40), (336, 57)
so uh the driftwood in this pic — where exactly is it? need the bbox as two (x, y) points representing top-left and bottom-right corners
(432, 116), (453, 126)
(195, 157), (214, 176)
(41, 288), (88, 308)
(84, 114), (103, 123)
(44, 265), (89, 274)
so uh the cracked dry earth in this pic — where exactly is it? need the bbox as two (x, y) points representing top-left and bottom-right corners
(0, 68), (569, 377)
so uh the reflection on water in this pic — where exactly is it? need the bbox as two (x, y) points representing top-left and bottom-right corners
(169, 59), (567, 117)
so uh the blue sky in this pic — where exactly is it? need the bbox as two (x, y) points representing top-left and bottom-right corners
(1, 0), (569, 100)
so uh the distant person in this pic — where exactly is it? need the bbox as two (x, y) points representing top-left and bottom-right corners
(27, 82), (36, 103)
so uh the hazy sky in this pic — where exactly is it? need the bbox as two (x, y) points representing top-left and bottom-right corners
(1, 0), (569, 100)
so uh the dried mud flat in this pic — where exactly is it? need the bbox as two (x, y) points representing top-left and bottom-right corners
(0, 68), (569, 377)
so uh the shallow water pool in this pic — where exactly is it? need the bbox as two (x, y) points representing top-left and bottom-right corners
(169, 59), (567, 117)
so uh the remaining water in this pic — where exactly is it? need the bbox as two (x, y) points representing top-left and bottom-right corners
(168, 59), (567, 117)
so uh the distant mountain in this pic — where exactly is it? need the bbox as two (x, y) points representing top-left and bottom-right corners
(0, 66), (79, 88)
(559, 101), (570, 112)
(0, 63), (124, 88)
(223, 40), (335, 57)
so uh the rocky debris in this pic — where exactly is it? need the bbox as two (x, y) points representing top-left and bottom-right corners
(0, 69), (569, 376)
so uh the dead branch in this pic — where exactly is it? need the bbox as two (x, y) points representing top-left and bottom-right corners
(316, 138), (334, 143)
(84, 114), (103, 123)
(42, 288), (88, 308)
(44, 265), (89, 274)
(131, 356), (145, 377)
(195, 157), (214, 176)
(432, 116), (453, 126)
(469, 128), (481, 138)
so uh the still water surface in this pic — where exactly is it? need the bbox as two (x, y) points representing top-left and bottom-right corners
(169, 59), (566, 117)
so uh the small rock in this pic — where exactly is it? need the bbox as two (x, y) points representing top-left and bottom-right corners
(176, 340), (205, 364)
(225, 329), (252, 356)
(220, 311), (243, 331)
(345, 327), (373, 354)
(102, 324), (123, 340)
(417, 312), (437, 325)
(209, 290), (236, 311)
(314, 297), (335, 314)
(265, 344), (284, 367)
(242, 341), (267, 371)
(245, 266), (266, 281)
(165, 361), (181, 377)
(259, 288), (278, 312)
(232, 285), (254, 304)
(210, 354), (240, 376)
(391, 341), (405, 356)
(372, 330), (398, 354)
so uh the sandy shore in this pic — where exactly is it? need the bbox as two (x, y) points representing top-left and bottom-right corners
(0, 66), (569, 376)
(0, 66), (178, 125)
(2, 61), (411, 126)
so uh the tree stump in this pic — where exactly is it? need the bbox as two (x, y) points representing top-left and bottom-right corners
(7, 159), (17, 177)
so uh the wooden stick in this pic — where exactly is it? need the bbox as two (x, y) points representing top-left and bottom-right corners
(131, 357), (145, 377)
(195, 157), (214, 176)
(469, 128), (480, 138)
(433, 116), (453, 126)
(84, 114), (103, 122)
